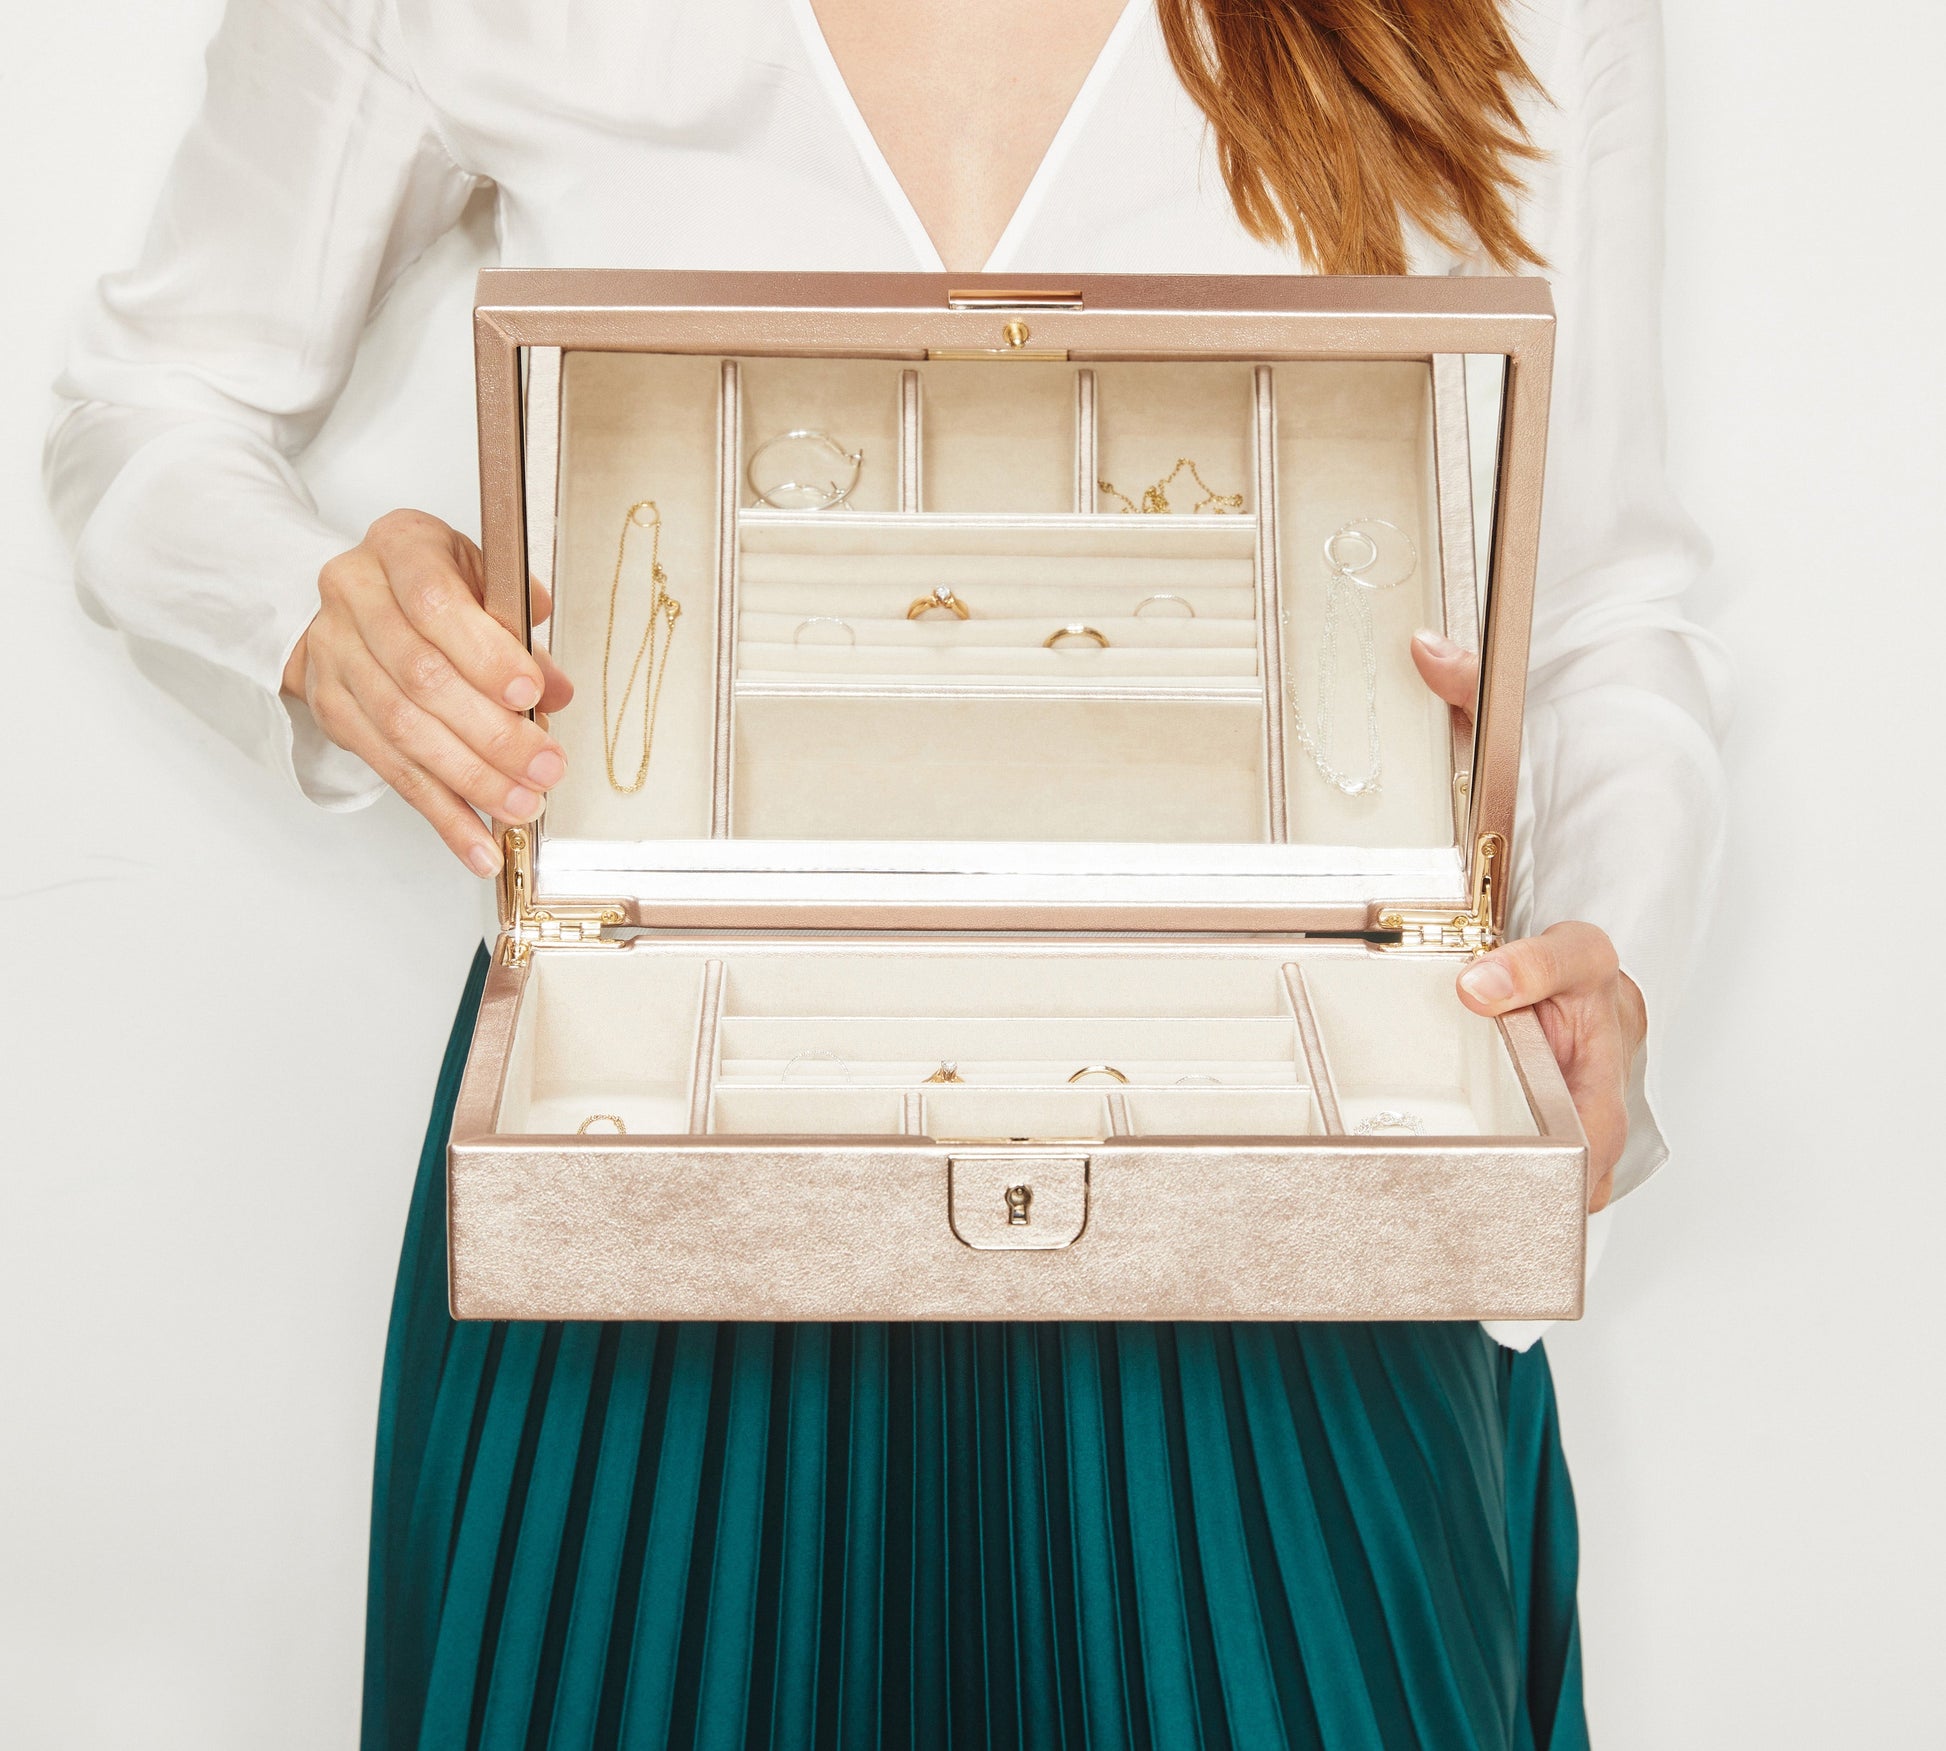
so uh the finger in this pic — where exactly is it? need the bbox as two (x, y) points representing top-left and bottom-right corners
(353, 594), (567, 792)
(1410, 630), (1479, 718)
(534, 642), (575, 712)
(1537, 993), (1634, 1212)
(1565, 1050), (1629, 1211)
(340, 643), (551, 825)
(312, 682), (503, 876)
(531, 577), (555, 626)
(1455, 921), (1619, 1015)
(369, 511), (546, 710)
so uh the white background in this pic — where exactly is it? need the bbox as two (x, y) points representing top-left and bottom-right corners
(4, 3), (1942, 1744)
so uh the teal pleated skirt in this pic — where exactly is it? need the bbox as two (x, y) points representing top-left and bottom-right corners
(364, 948), (1587, 1750)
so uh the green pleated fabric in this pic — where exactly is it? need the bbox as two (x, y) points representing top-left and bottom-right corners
(364, 948), (1588, 1751)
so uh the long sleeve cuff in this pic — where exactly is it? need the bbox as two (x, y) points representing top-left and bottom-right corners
(55, 402), (385, 809)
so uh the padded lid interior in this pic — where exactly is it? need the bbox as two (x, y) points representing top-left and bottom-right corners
(473, 273), (1550, 923)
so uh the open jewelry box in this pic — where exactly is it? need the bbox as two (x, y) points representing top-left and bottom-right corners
(449, 271), (1584, 1322)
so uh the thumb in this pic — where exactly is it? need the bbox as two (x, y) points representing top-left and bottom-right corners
(1410, 630), (1479, 721)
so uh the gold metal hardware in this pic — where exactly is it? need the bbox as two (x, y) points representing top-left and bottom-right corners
(945, 288), (1083, 310)
(1004, 1185), (1034, 1226)
(935, 1136), (1106, 1148)
(495, 825), (627, 965)
(1376, 831), (1505, 954)
(928, 314), (1069, 362)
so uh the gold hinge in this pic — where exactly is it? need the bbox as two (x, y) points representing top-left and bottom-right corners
(494, 825), (627, 966)
(1376, 832), (1505, 955)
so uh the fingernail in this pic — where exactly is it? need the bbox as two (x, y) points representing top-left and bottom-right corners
(1459, 960), (1514, 1004)
(526, 747), (566, 788)
(504, 675), (542, 711)
(505, 786), (542, 819)
(467, 843), (500, 878)
(1414, 628), (1461, 659)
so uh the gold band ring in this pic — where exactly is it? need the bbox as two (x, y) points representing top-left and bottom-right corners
(908, 586), (971, 620)
(1044, 624), (1111, 649)
(1067, 1065), (1130, 1085)
(576, 1114), (627, 1134)
(924, 1061), (964, 1084)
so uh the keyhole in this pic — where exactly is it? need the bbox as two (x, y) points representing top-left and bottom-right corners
(1002, 318), (1031, 349)
(1004, 1184), (1033, 1226)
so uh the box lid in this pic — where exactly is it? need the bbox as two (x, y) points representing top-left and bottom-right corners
(473, 271), (1553, 937)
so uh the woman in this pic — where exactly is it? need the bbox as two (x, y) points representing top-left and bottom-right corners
(47, 0), (1727, 1743)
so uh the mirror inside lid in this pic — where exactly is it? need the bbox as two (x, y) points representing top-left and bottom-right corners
(478, 272), (1553, 923)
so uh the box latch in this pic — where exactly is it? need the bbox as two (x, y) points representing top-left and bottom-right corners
(947, 1151), (1090, 1250)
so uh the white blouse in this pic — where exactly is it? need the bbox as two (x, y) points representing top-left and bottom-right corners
(43, 0), (1730, 1313)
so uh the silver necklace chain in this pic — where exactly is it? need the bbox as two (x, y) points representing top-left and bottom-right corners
(1286, 568), (1384, 796)
(1283, 519), (1417, 799)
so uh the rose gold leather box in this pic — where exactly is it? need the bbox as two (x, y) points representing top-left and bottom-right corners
(447, 270), (1584, 1323)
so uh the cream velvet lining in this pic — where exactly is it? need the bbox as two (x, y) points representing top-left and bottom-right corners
(543, 351), (722, 842)
(539, 351), (1466, 854)
(494, 943), (1538, 1143)
(1274, 362), (1452, 850)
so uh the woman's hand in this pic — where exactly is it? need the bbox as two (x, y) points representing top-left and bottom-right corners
(282, 509), (573, 877)
(1411, 629), (1645, 1210)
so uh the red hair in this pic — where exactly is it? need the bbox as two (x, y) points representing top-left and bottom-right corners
(1158, 0), (1545, 273)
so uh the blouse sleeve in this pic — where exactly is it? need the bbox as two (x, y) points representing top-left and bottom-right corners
(1501, 0), (1734, 1203)
(43, 0), (480, 808)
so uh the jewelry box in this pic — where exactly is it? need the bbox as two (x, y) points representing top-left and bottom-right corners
(448, 271), (1584, 1323)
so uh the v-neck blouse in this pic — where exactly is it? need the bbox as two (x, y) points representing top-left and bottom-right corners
(787, 0), (1161, 275)
(45, 0), (1730, 1288)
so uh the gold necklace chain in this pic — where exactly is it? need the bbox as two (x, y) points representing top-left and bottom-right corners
(601, 499), (683, 793)
(1097, 457), (1244, 516)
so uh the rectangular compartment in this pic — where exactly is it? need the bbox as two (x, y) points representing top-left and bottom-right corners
(491, 952), (711, 1136)
(919, 361), (1076, 512)
(1120, 1088), (1323, 1137)
(1298, 954), (1538, 1137)
(1273, 361), (1453, 850)
(708, 1086), (910, 1136)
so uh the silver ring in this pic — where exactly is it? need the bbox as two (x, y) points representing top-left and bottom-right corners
(784, 1049), (852, 1083)
(1133, 594), (1197, 620)
(747, 429), (864, 510)
(1354, 1109), (1425, 1135)
(1324, 518), (1418, 591)
(793, 616), (855, 647)
(1172, 1074), (1221, 1086)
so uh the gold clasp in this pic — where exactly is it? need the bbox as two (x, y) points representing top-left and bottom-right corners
(928, 301), (1071, 361)
(945, 288), (1083, 311)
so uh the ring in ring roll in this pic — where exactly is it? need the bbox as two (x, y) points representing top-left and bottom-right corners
(793, 616), (856, 647)
(1067, 1065), (1130, 1084)
(1133, 594), (1196, 619)
(1044, 624), (1111, 649)
(907, 586), (971, 620)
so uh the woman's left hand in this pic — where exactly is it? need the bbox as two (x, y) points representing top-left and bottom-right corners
(1411, 631), (1646, 1210)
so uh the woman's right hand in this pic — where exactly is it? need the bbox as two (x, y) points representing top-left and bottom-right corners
(281, 509), (574, 876)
